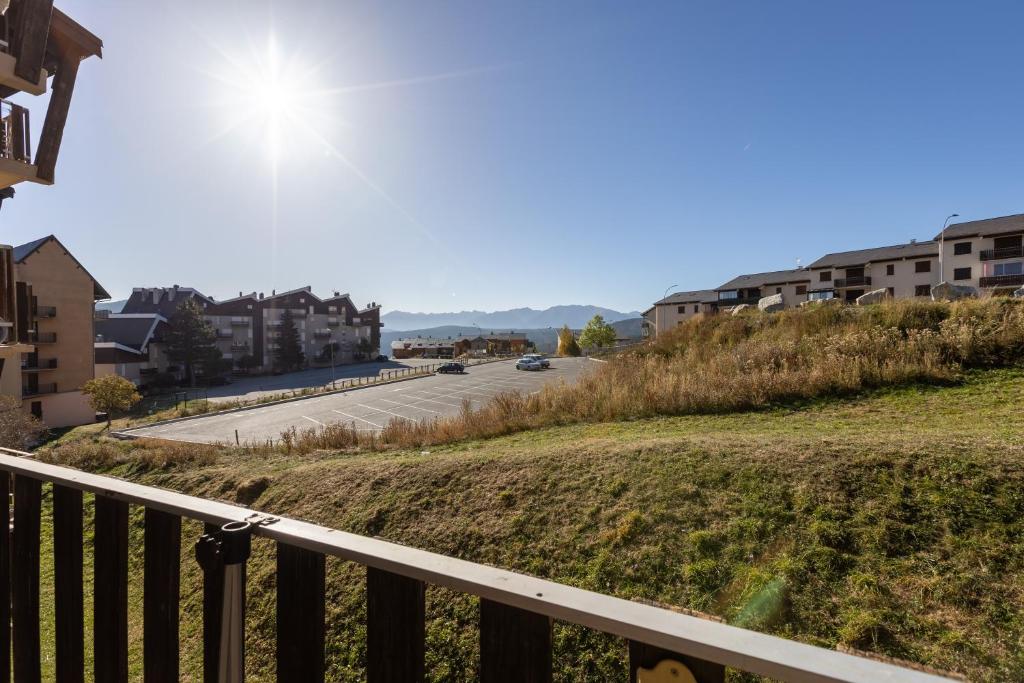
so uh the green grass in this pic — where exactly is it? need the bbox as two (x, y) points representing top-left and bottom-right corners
(33, 368), (1024, 681)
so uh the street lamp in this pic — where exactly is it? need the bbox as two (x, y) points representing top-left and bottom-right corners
(663, 284), (679, 300)
(938, 213), (959, 283)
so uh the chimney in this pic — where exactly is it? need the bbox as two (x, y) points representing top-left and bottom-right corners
(334, 291), (340, 297)
(259, 292), (264, 300)
(239, 291), (243, 298)
(272, 289), (276, 296)
(910, 238), (917, 244)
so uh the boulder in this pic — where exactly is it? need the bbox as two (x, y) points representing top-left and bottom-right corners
(1014, 287), (1024, 299)
(855, 288), (889, 306)
(931, 281), (977, 302)
(757, 293), (785, 313)
(729, 304), (751, 316)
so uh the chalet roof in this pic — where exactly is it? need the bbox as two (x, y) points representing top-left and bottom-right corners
(94, 314), (166, 352)
(716, 269), (809, 291)
(808, 241), (938, 269)
(654, 289), (718, 306)
(122, 286), (212, 317)
(933, 213), (1024, 241)
(13, 234), (109, 300)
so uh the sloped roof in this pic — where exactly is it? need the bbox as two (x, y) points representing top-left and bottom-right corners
(94, 314), (166, 352)
(13, 235), (110, 300)
(122, 287), (212, 317)
(716, 269), (809, 291)
(654, 289), (719, 305)
(808, 241), (938, 269)
(934, 214), (1024, 241)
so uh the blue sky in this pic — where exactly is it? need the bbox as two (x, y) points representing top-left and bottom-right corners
(4, 1), (1023, 313)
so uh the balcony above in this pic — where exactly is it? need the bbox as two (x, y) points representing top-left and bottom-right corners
(22, 381), (56, 397)
(979, 274), (1024, 289)
(0, 99), (46, 189)
(0, 50), (47, 96)
(834, 276), (871, 288)
(22, 358), (57, 372)
(979, 245), (1024, 261)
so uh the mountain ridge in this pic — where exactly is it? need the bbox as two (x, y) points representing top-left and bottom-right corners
(382, 305), (640, 331)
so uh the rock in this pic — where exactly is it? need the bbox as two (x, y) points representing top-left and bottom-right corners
(729, 304), (751, 316)
(931, 281), (977, 301)
(1014, 287), (1024, 299)
(757, 293), (785, 313)
(856, 288), (890, 306)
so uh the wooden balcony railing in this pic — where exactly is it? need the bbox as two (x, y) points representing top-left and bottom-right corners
(0, 449), (954, 683)
(978, 245), (1024, 261)
(979, 274), (1024, 289)
(834, 276), (871, 289)
(0, 99), (31, 163)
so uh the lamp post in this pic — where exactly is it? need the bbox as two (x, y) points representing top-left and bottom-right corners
(649, 284), (679, 337)
(938, 213), (959, 283)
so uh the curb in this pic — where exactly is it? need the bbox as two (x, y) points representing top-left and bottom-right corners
(115, 358), (515, 439)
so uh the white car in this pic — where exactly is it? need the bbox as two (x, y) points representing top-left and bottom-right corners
(522, 353), (550, 368)
(515, 357), (543, 371)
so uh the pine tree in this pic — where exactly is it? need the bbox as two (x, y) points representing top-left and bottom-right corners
(165, 298), (220, 386)
(274, 308), (306, 371)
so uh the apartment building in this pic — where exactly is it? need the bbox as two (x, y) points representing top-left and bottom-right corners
(934, 214), (1024, 293)
(806, 241), (939, 303)
(116, 285), (382, 378)
(12, 236), (108, 426)
(94, 312), (170, 385)
(715, 269), (810, 308)
(645, 290), (718, 335)
(0, 245), (31, 401)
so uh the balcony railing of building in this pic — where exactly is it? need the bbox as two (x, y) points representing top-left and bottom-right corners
(0, 450), (952, 683)
(833, 276), (871, 289)
(230, 317), (249, 326)
(28, 330), (56, 343)
(21, 382), (56, 397)
(979, 245), (1024, 261)
(313, 329), (332, 339)
(21, 358), (57, 372)
(979, 274), (1024, 289)
(717, 296), (760, 307)
(0, 99), (31, 164)
(34, 305), (57, 318)
(216, 330), (233, 339)
(230, 342), (250, 351)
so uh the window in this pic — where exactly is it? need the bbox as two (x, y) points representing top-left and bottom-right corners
(795, 285), (807, 295)
(819, 271), (832, 282)
(808, 290), (834, 301)
(719, 290), (738, 300)
(953, 267), (972, 281)
(993, 262), (1024, 276)
(915, 285), (931, 297)
(677, 306), (685, 314)
(886, 264), (895, 276)
(30, 401), (42, 419)
(887, 287), (895, 297)
(693, 305), (698, 313)
(775, 287), (782, 294)
(915, 260), (931, 273)
(954, 242), (972, 255)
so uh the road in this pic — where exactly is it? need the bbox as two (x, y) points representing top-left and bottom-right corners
(124, 357), (593, 445)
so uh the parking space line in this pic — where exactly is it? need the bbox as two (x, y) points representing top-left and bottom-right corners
(301, 416), (325, 426)
(331, 409), (384, 429)
(356, 403), (415, 421)
(379, 398), (440, 414)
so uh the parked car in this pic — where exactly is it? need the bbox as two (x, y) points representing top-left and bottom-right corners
(436, 362), (465, 374)
(375, 354), (389, 362)
(515, 357), (543, 371)
(523, 353), (550, 368)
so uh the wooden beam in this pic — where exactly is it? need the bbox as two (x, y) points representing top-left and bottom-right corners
(479, 599), (552, 683)
(12, 476), (41, 683)
(53, 485), (84, 683)
(276, 543), (325, 683)
(94, 496), (128, 683)
(34, 48), (79, 183)
(366, 567), (425, 683)
(9, 0), (54, 83)
(144, 509), (181, 683)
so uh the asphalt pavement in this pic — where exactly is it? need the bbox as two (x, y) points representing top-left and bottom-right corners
(123, 357), (592, 445)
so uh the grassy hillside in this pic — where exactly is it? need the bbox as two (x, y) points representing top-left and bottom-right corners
(35, 368), (1024, 681)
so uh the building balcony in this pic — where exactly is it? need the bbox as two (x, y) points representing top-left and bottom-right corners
(29, 330), (57, 343)
(0, 49), (48, 96)
(217, 330), (233, 339)
(979, 274), (1024, 289)
(326, 318), (340, 327)
(0, 99), (45, 189)
(313, 329), (332, 339)
(834, 276), (871, 288)
(22, 382), (57, 397)
(717, 296), (760, 307)
(230, 317), (250, 326)
(230, 342), (250, 351)
(22, 358), (57, 371)
(979, 245), (1024, 261)
(35, 305), (57, 318)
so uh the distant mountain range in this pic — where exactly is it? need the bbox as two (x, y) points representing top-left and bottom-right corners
(381, 305), (641, 332)
(382, 318), (643, 355)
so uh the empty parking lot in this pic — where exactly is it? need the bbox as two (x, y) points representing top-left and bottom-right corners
(123, 357), (593, 445)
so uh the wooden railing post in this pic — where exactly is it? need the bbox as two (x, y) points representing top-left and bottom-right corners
(144, 508), (181, 683)
(53, 485), (84, 683)
(276, 543), (325, 683)
(366, 567), (425, 683)
(628, 640), (724, 683)
(12, 476), (41, 683)
(0, 473), (10, 683)
(479, 599), (551, 683)
(94, 495), (129, 683)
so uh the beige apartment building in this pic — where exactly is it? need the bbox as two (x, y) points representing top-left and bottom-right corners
(644, 290), (719, 335)
(934, 214), (1024, 293)
(806, 240), (939, 303)
(715, 269), (810, 308)
(13, 236), (108, 426)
